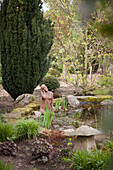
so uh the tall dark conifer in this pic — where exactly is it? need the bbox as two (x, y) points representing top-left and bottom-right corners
(0, 0), (54, 99)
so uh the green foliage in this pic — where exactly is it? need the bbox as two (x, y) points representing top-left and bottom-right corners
(63, 149), (110, 170)
(43, 109), (53, 129)
(0, 159), (14, 170)
(55, 98), (62, 111)
(0, 0), (54, 100)
(0, 113), (5, 122)
(98, 74), (113, 88)
(48, 68), (61, 77)
(39, 106), (53, 129)
(54, 97), (68, 112)
(0, 122), (14, 142)
(14, 119), (39, 139)
(41, 75), (60, 91)
(61, 98), (67, 112)
(103, 140), (113, 153)
(94, 88), (113, 95)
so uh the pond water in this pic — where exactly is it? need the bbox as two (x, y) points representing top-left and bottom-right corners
(53, 102), (113, 131)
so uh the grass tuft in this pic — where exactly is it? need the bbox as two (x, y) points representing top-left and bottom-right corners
(14, 119), (39, 139)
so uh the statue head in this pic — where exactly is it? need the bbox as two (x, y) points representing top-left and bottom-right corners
(41, 84), (48, 92)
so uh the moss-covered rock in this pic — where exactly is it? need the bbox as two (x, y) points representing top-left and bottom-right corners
(76, 95), (113, 102)
(4, 101), (40, 124)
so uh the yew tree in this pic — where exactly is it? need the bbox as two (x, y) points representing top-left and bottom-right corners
(0, 0), (54, 100)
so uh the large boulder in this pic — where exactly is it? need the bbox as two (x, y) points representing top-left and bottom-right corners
(15, 94), (35, 106)
(66, 95), (80, 107)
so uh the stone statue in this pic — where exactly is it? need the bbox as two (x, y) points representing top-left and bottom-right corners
(40, 84), (53, 114)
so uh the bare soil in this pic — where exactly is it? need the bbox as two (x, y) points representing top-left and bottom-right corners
(0, 137), (76, 170)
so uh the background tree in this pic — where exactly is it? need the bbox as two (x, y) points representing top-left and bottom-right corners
(0, 0), (54, 100)
(43, 0), (113, 88)
(43, 0), (83, 77)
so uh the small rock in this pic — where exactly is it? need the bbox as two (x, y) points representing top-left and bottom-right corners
(63, 128), (76, 137)
(66, 95), (80, 107)
(42, 156), (49, 163)
(30, 160), (36, 165)
(34, 111), (41, 117)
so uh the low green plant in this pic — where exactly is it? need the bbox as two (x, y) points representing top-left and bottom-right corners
(39, 105), (54, 129)
(0, 159), (14, 170)
(55, 98), (62, 111)
(0, 122), (14, 142)
(40, 75), (60, 91)
(14, 119), (39, 139)
(95, 114), (98, 129)
(103, 140), (113, 153)
(61, 98), (67, 112)
(0, 113), (5, 122)
(63, 149), (110, 170)
(94, 88), (113, 95)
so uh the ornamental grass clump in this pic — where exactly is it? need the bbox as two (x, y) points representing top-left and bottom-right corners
(14, 119), (39, 139)
(63, 149), (110, 170)
(0, 122), (14, 142)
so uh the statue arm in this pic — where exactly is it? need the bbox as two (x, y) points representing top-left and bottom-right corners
(41, 91), (46, 99)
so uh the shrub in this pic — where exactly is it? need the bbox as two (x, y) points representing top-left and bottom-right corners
(0, 160), (14, 170)
(14, 119), (39, 139)
(63, 149), (110, 170)
(48, 68), (61, 77)
(0, 122), (14, 142)
(0, 0), (54, 100)
(41, 75), (60, 91)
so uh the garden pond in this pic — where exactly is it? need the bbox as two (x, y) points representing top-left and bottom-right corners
(52, 101), (113, 132)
